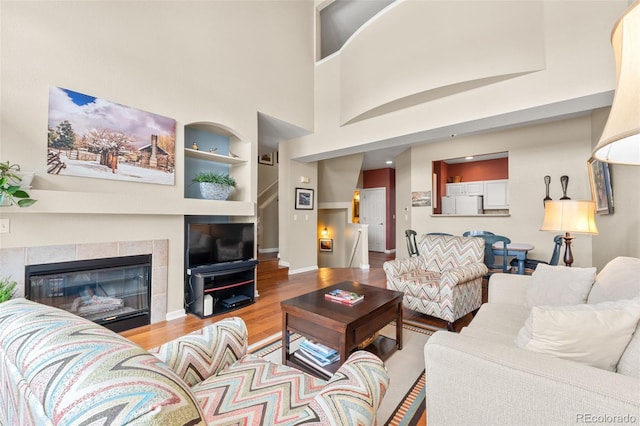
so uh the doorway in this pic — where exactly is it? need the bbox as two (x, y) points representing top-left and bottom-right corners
(360, 187), (386, 252)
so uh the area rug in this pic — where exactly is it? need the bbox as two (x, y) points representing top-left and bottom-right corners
(248, 321), (438, 425)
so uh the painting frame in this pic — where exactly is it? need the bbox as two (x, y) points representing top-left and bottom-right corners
(411, 190), (431, 207)
(295, 187), (314, 210)
(319, 238), (333, 252)
(587, 158), (614, 215)
(258, 152), (274, 166)
(47, 87), (176, 185)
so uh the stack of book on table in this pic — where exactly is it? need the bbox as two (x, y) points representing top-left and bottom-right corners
(324, 289), (364, 306)
(294, 339), (340, 376)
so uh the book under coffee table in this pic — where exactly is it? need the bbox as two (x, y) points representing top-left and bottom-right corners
(281, 280), (404, 379)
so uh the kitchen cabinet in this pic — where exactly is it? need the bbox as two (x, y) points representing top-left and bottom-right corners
(483, 180), (509, 209)
(446, 181), (484, 196)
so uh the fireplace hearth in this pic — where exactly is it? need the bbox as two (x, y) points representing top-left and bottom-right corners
(25, 255), (151, 332)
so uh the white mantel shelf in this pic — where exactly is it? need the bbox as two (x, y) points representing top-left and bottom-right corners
(2, 190), (255, 216)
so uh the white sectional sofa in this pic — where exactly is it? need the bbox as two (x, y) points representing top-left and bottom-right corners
(424, 256), (640, 426)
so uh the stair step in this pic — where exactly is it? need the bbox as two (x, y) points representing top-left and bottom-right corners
(257, 257), (281, 272)
(257, 267), (289, 282)
(256, 252), (288, 281)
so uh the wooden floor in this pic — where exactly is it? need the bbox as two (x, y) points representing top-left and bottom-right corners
(122, 251), (472, 350)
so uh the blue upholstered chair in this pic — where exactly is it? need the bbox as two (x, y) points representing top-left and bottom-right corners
(462, 230), (495, 237)
(405, 229), (420, 257)
(510, 234), (563, 273)
(478, 234), (512, 274)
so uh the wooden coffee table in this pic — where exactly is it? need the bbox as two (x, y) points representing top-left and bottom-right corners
(281, 281), (403, 379)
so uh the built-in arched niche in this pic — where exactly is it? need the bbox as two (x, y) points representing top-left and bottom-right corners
(184, 122), (251, 203)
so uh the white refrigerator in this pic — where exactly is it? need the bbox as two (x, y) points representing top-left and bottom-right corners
(441, 196), (483, 214)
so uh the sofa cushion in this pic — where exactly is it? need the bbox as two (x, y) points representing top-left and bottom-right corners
(461, 303), (531, 346)
(587, 256), (640, 304)
(192, 354), (326, 424)
(0, 299), (205, 425)
(617, 320), (640, 378)
(515, 298), (640, 371)
(525, 264), (596, 309)
(149, 317), (247, 387)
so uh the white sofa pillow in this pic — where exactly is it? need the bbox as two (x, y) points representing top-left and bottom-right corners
(525, 264), (596, 309)
(515, 298), (640, 371)
(588, 256), (640, 304)
(617, 320), (640, 378)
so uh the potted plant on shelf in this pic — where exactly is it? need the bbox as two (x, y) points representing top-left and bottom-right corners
(0, 276), (17, 303)
(193, 171), (236, 200)
(0, 161), (37, 207)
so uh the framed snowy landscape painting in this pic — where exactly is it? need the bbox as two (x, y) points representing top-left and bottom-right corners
(47, 87), (176, 185)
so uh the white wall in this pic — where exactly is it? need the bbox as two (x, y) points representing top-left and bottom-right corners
(398, 114), (640, 268)
(394, 149), (413, 258)
(282, 0), (633, 273)
(278, 144), (319, 273)
(289, 0), (626, 162)
(258, 160), (279, 251)
(589, 109), (640, 269)
(0, 1), (314, 315)
(339, 0), (545, 123)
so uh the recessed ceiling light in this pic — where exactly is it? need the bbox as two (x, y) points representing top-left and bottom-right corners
(385, 160), (393, 164)
(465, 156), (474, 160)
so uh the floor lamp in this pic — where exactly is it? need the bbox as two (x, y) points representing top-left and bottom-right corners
(592, 0), (640, 165)
(540, 200), (599, 267)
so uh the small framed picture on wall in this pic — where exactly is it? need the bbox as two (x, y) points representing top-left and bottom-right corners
(258, 152), (274, 165)
(319, 238), (333, 252)
(295, 187), (314, 210)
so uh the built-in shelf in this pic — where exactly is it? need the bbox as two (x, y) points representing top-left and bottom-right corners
(2, 189), (255, 216)
(184, 148), (246, 165)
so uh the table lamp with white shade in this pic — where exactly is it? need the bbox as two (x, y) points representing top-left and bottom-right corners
(540, 200), (599, 267)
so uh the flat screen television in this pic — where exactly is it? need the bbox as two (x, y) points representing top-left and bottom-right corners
(185, 218), (255, 269)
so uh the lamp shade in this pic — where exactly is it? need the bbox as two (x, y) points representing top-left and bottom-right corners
(540, 200), (599, 235)
(592, 0), (640, 165)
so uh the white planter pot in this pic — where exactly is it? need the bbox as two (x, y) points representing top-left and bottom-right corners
(199, 182), (234, 200)
(16, 171), (35, 189)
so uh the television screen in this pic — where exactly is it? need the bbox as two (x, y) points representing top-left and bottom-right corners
(186, 220), (255, 268)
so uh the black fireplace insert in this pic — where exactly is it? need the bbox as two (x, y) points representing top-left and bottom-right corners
(25, 255), (151, 332)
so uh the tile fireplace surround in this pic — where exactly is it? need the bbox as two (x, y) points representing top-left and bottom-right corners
(0, 239), (168, 324)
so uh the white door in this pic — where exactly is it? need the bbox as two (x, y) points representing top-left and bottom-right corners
(360, 188), (386, 252)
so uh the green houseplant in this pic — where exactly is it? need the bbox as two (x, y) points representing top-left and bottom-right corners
(0, 276), (17, 303)
(0, 161), (37, 207)
(193, 171), (236, 200)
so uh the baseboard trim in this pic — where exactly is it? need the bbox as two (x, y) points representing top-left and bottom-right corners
(166, 309), (186, 322)
(258, 248), (279, 254)
(288, 265), (319, 275)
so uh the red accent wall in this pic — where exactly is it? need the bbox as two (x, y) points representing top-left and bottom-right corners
(446, 158), (508, 181)
(363, 168), (396, 251)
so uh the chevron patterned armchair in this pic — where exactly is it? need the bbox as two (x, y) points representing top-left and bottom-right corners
(0, 298), (388, 426)
(383, 234), (488, 330)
